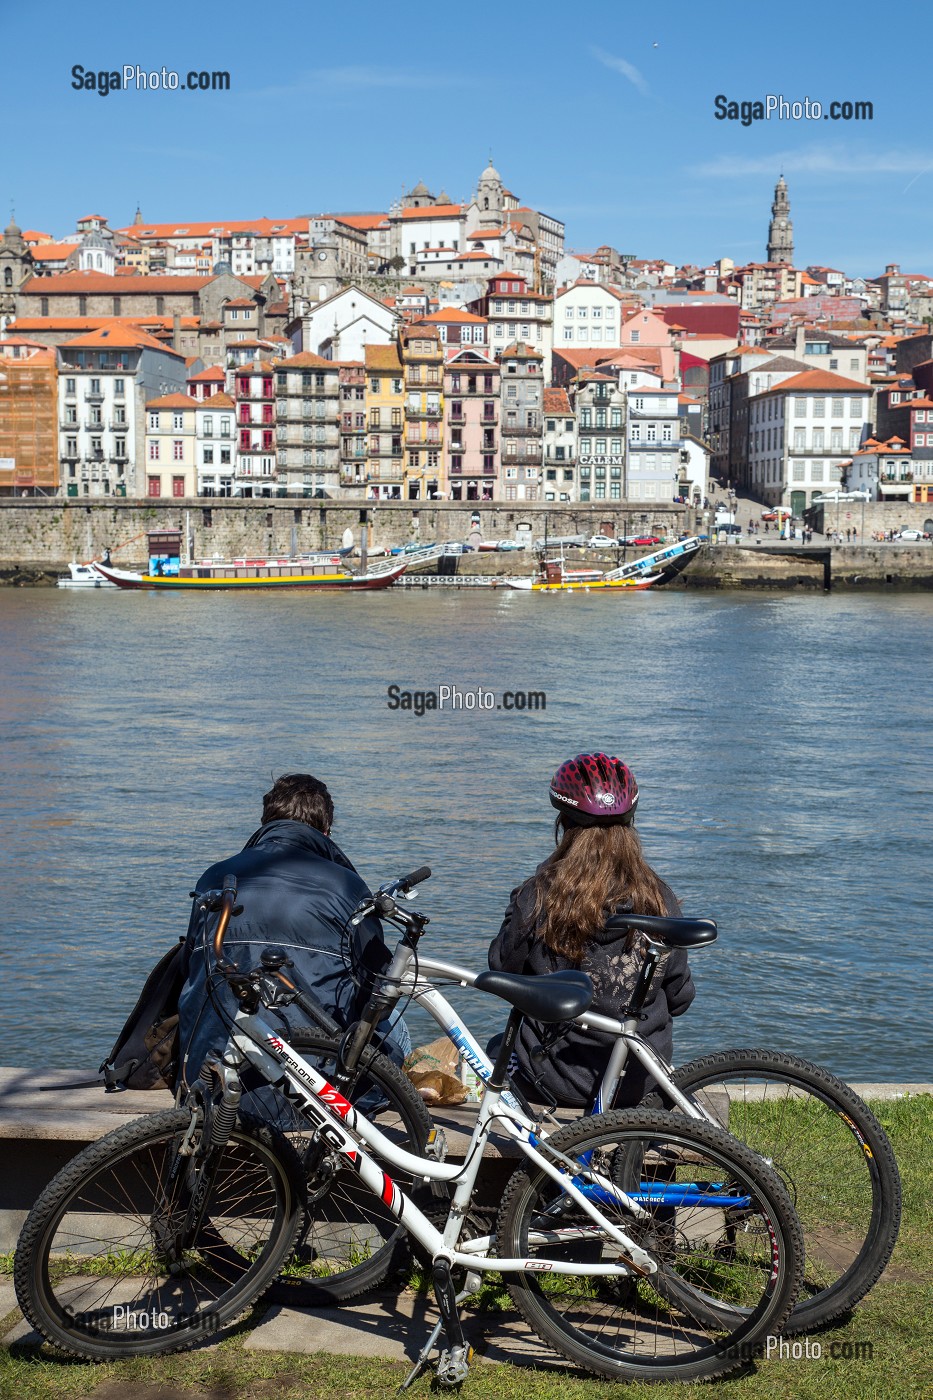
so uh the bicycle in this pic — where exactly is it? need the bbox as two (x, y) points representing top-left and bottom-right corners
(14, 872), (805, 1385)
(281, 868), (900, 1334)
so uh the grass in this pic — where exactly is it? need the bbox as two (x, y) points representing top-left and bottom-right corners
(0, 1095), (930, 1400)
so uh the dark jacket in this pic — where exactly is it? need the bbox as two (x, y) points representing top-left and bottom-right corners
(178, 820), (388, 1088)
(488, 873), (695, 1109)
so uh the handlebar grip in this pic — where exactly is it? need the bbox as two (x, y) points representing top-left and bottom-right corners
(399, 865), (431, 890)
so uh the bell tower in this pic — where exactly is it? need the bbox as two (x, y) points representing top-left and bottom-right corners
(767, 175), (794, 265)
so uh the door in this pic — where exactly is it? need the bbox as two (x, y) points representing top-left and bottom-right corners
(790, 490), (806, 517)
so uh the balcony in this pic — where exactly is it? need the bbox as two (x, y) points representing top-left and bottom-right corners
(504, 450), (543, 465)
(339, 470), (365, 487)
(481, 411), (498, 425)
(406, 405), (442, 419)
(84, 391), (104, 404)
(502, 423), (538, 436)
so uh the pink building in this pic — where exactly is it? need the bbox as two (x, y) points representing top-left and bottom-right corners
(445, 349), (500, 501)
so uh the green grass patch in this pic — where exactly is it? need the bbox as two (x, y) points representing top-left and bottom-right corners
(0, 1096), (929, 1399)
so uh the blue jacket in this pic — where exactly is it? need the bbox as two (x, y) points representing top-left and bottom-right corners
(178, 820), (388, 1088)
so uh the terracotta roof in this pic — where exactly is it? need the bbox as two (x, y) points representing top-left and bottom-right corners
(421, 307), (486, 324)
(401, 285), (427, 295)
(364, 343), (403, 371)
(20, 272), (214, 295)
(452, 250), (502, 262)
(543, 388), (571, 414)
(223, 298), (257, 309)
(60, 322), (184, 355)
(29, 242), (80, 261)
(274, 351), (335, 369)
(233, 360), (277, 374)
(199, 392), (235, 408)
(21, 230), (53, 242)
(188, 365), (226, 381)
(468, 228), (505, 240)
(757, 369), (871, 395)
(398, 205), (463, 220)
(145, 393), (198, 410)
(500, 341), (543, 359)
(116, 217), (308, 239)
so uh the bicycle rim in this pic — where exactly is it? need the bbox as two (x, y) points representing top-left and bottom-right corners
(14, 1109), (301, 1359)
(657, 1050), (901, 1331)
(496, 1108), (802, 1383)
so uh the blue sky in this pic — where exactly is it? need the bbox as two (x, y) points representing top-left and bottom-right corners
(4, 0), (929, 277)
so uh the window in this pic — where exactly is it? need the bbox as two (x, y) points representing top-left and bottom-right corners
(631, 330), (640, 343)
(792, 461), (805, 481)
(173, 440), (184, 461)
(172, 476), (185, 498)
(813, 399), (825, 417)
(831, 398), (844, 418)
(147, 476), (161, 497)
(849, 399), (861, 418)
(203, 447), (214, 464)
(812, 461), (824, 481)
(149, 441), (160, 460)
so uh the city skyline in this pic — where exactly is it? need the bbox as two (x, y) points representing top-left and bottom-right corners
(3, 0), (929, 277)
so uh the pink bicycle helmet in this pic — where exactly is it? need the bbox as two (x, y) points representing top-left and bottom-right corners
(549, 753), (639, 826)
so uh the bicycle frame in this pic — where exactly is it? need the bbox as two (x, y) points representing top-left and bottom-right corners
(223, 1003), (660, 1277)
(399, 952), (707, 1123)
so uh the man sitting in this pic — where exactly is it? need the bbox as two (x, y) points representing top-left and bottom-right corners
(178, 772), (408, 1090)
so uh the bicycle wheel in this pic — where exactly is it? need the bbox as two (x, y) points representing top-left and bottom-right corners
(259, 1030), (435, 1306)
(644, 1049), (901, 1331)
(14, 1109), (304, 1360)
(496, 1108), (803, 1383)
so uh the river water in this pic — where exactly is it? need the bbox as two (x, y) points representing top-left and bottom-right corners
(1, 585), (931, 1082)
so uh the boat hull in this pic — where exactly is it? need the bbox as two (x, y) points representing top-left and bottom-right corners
(94, 562), (406, 591)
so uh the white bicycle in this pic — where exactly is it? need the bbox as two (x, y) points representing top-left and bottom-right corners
(15, 872), (804, 1386)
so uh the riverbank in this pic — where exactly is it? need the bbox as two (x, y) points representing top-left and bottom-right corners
(2, 1090), (929, 1399)
(5, 543), (933, 591)
(2, 499), (932, 589)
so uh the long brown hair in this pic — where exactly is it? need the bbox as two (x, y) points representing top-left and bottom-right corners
(531, 815), (668, 963)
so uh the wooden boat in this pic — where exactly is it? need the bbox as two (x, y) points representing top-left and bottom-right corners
(511, 536), (704, 593)
(94, 554), (407, 591)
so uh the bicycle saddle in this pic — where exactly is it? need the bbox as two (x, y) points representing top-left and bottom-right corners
(474, 969), (593, 1023)
(604, 913), (718, 949)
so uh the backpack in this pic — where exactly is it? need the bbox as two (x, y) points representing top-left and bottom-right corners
(100, 939), (185, 1092)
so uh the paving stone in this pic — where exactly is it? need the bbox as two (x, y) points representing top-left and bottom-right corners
(245, 1291), (569, 1370)
(0, 1282), (20, 1328)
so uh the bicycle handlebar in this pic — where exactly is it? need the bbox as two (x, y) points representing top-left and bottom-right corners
(349, 866), (432, 927)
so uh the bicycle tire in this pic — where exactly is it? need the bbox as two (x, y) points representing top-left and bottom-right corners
(262, 1029), (435, 1306)
(14, 1109), (304, 1360)
(496, 1107), (803, 1383)
(643, 1048), (901, 1332)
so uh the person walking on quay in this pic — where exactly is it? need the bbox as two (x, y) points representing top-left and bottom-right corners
(488, 753), (694, 1109)
(177, 772), (409, 1090)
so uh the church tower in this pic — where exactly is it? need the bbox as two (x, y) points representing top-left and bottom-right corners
(767, 175), (794, 265)
(0, 216), (30, 329)
(474, 158), (504, 228)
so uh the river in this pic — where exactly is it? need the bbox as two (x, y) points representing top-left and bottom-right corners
(0, 585), (931, 1081)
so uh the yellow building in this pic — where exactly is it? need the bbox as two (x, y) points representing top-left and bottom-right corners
(144, 393), (198, 497)
(363, 343), (405, 500)
(398, 325), (444, 500)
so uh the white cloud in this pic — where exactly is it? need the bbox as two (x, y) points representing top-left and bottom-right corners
(589, 46), (648, 97)
(695, 147), (933, 178)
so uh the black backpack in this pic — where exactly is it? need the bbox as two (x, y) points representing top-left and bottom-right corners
(100, 939), (185, 1092)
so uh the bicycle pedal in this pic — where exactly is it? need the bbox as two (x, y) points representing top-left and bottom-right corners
(436, 1344), (473, 1386)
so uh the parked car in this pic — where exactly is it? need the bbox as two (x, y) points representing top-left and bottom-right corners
(717, 523), (743, 535)
(440, 541), (469, 555)
(760, 507), (792, 521)
(587, 535), (622, 548)
(894, 529), (930, 542)
(631, 534), (663, 547)
(390, 541), (436, 555)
